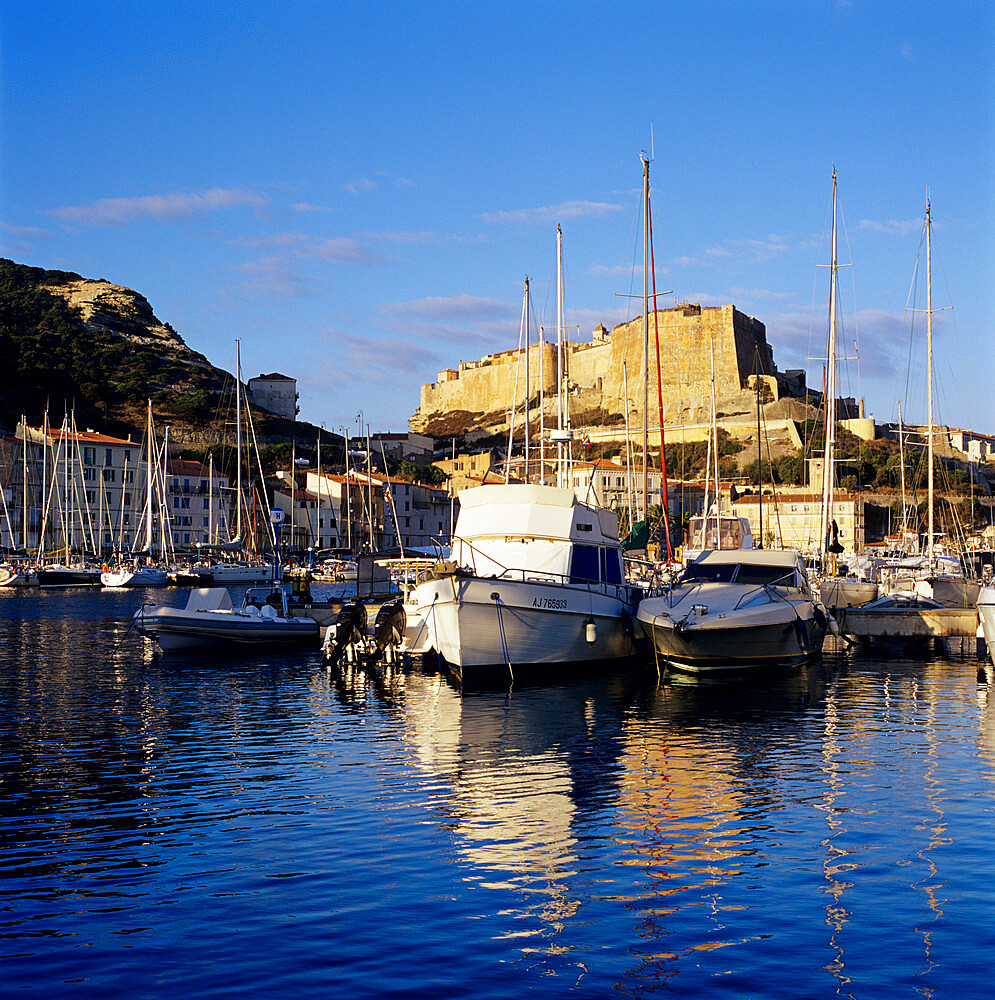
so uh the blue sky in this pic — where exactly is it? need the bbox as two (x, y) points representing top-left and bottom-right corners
(2, 1), (992, 436)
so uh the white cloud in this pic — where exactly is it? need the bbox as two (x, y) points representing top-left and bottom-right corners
(481, 200), (623, 225)
(234, 231), (383, 262)
(292, 202), (336, 214)
(345, 177), (379, 195)
(0, 221), (51, 254)
(317, 330), (441, 385)
(857, 217), (922, 236)
(588, 263), (632, 277)
(50, 187), (270, 226)
(356, 230), (437, 244)
(383, 294), (514, 323)
(729, 287), (794, 302)
(233, 256), (317, 298)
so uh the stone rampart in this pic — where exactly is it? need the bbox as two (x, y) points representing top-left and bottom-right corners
(411, 304), (793, 436)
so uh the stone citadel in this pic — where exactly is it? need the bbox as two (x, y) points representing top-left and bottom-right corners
(410, 304), (815, 446)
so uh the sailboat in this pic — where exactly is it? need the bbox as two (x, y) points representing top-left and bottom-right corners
(405, 227), (640, 681)
(870, 199), (978, 610)
(194, 341), (273, 585)
(35, 412), (101, 587)
(816, 173), (879, 611)
(101, 400), (168, 587)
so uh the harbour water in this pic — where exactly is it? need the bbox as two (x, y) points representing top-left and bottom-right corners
(1, 586), (993, 997)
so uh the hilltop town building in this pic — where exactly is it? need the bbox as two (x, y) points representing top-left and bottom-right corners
(247, 372), (298, 421)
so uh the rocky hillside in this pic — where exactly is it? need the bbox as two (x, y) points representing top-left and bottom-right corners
(0, 259), (311, 447)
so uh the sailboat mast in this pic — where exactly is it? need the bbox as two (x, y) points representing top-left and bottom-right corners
(819, 171), (839, 571)
(21, 415), (27, 551)
(235, 339), (243, 543)
(710, 334), (720, 548)
(556, 224), (566, 486)
(898, 400), (908, 549)
(145, 399), (153, 552)
(926, 200), (934, 574)
(623, 361), (634, 530)
(208, 453), (215, 545)
(524, 277), (531, 480)
(40, 410), (48, 559)
(344, 430), (352, 551)
(641, 154), (650, 522)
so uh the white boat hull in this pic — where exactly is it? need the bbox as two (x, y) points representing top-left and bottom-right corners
(133, 605), (318, 650)
(820, 577), (878, 609)
(102, 567), (169, 588)
(201, 564), (275, 584)
(638, 598), (824, 674)
(409, 575), (636, 673)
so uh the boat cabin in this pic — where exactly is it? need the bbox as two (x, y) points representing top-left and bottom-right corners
(682, 548), (810, 591)
(450, 483), (624, 587)
(683, 508), (754, 561)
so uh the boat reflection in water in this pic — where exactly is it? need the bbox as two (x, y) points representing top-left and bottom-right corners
(325, 647), (992, 995)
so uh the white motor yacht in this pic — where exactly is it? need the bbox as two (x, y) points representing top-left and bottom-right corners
(134, 586), (319, 650)
(406, 483), (640, 679)
(636, 548), (827, 675)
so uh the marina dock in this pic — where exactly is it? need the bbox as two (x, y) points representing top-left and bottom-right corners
(836, 605), (979, 640)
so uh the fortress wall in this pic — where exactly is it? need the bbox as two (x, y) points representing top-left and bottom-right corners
(414, 342), (557, 430)
(564, 340), (614, 409)
(412, 304), (783, 434)
(599, 305), (762, 424)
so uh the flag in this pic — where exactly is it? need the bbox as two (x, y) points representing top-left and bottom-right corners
(582, 432), (591, 450)
(384, 487), (393, 506)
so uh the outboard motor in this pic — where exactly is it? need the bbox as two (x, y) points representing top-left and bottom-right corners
(323, 600), (368, 664)
(373, 600), (407, 662)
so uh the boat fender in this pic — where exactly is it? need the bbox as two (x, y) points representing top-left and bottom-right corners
(813, 606), (828, 631)
(794, 618), (810, 651)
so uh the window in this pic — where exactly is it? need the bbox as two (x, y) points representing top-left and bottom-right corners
(600, 547), (623, 585)
(203, 498), (209, 509)
(105, 448), (113, 465)
(123, 450), (131, 463)
(126, 470), (135, 483)
(102, 469), (115, 483)
(83, 447), (96, 465)
(203, 517), (209, 527)
(124, 492), (131, 506)
(83, 467), (96, 482)
(183, 533), (190, 545)
(181, 497), (190, 509)
(570, 544), (600, 583)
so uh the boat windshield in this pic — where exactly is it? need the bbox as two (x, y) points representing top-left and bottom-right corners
(683, 562), (797, 587)
(734, 564), (797, 587)
(683, 562), (738, 583)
